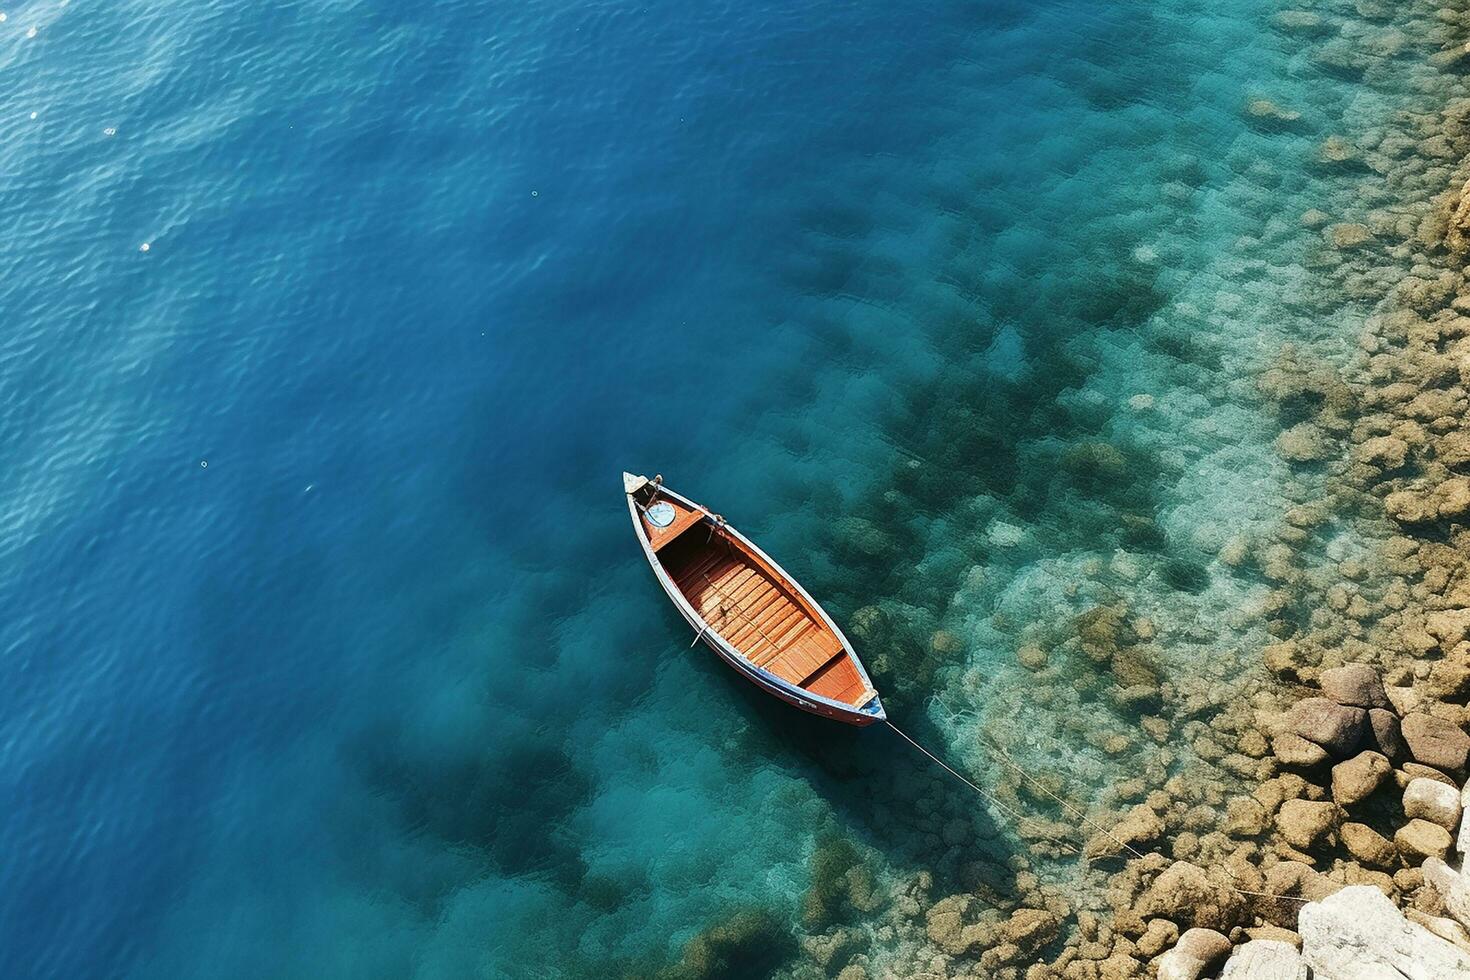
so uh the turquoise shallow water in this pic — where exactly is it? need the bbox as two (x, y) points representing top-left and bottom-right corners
(0, 0), (1447, 976)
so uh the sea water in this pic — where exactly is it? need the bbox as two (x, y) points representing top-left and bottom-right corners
(0, 0), (1443, 976)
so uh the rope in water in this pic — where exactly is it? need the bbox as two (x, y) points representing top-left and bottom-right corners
(885, 719), (1080, 856)
(885, 715), (1312, 905)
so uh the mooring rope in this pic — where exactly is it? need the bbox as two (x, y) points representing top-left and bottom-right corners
(885, 714), (1311, 905)
(885, 720), (1079, 856)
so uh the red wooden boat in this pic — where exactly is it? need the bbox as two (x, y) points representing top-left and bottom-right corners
(624, 472), (885, 726)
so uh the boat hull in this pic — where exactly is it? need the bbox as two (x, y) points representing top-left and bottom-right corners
(624, 473), (885, 727)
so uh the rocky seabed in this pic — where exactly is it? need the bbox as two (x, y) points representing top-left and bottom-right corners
(718, 1), (1470, 978)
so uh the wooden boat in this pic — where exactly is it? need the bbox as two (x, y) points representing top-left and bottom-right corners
(624, 472), (885, 727)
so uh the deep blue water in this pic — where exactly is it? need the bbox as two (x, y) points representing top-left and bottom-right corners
(0, 0), (1432, 975)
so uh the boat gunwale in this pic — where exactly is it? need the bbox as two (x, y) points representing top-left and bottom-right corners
(624, 479), (883, 721)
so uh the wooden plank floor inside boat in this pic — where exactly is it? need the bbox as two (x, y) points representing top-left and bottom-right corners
(658, 531), (870, 706)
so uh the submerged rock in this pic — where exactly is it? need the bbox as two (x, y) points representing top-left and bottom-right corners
(1245, 98), (1302, 126)
(1326, 223), (1373, 250)
(1273, 733), (1330, 768)
(1016, 644), (1047, 671)
(1300, 208), (1331, 229)
(1138, 862), (1244, 931)
(1357, 434), (1409, 472)
(670, 908), (796, 980)
(1317, 135), (1359, 167)
(1223, 797), (1270, 838)
(1085, 803), (1164, 859)
(1298, 884), (1470, 978)
(1277, 422), (1332, 462)
(923, 894), (985, 956)
(847, 606), (889, 644)
(1270, 10), (1333, 36)
(999, 908), (1058, 955)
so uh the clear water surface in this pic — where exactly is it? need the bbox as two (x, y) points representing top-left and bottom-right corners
(0, 0), (1432, 976)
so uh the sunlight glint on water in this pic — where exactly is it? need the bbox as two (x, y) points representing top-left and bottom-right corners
(0, 0), (1441, 975)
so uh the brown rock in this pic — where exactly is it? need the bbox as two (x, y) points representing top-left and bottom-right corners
(1001, 908), (1059, 954)
(1136, 918), (1179, 958)
(1276, 799), (1339, 850)
(1357, 435), (1409, 471)
(924, 894), (984, 955)
(1438, 431), (1470, 469)
(1277, 423), (1331, 461)
(979, 942), (1022, 972)
(1425, 609), (1470, 653)
(1264, 640), (1315, 683)
(1273, 733), (1329, 767)
(1440, 478), (1470, 518)
(1402, 713), (1470, 773)
(1096, 952), (1142, 980)
(1243, 924), (1301, 948)
(1156, 927), (1231, 980)
(1138, 863), (1244, 931)
(1085, 803), (1164, 859)
(1427, 647), (1470, 702)
(1017, 644), (1048, 671)
(1368, 709), (1407, 763)
(1395, 819), (1453, 862)
(1330, 750), (1392, 806)
(1385, 489), (1437, 525)
(1224, 797), (1270, 837)
(1287, 698), (1366, 757)
(1402, 763), (1456, 788)
(1326, 223), (1372, 249)
(1320, 664), (1390, 709)
(1264, 860), (1334, 902)
(1386, 685), (1424, 717)
(1340, 822), (1399, 869)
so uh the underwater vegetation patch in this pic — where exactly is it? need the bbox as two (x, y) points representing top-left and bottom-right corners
(1161, 557), (1211, 594)
(347, 724), (594, 890)
(654, 908), (798, 980)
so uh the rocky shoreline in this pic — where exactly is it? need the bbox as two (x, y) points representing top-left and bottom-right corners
(654, 3), (1470, 978)
(805, 2), (1470, 977)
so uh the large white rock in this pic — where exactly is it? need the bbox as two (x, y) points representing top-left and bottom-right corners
(1298, 884), (1470, 980)
(1408, 908), (1470, 953)
(1460, 781), (1470, 862)
(1219, 939), (1308, 979)
(1406, 777), (1464, 830)
(1424, 857), (1470, 932)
